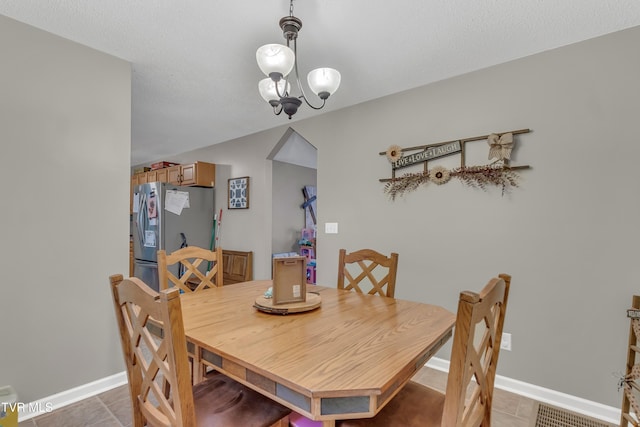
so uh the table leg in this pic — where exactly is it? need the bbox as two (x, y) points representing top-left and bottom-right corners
(189, 342), (204, 385)
(192, 355), (204, 384)
(321, 421), (335, 427)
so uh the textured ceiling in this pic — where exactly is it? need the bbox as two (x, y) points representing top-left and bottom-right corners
(2, 1), (640, 165)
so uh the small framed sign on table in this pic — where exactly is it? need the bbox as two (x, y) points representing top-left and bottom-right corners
(228, 176), (250, 209)
(272, 256), (307, 305)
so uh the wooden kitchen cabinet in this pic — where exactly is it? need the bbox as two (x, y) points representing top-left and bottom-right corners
(222, 250), (253, 285)
(180, 163), (197, 185)
(132, 161), (213, 188)
(143, 169), (168, 182)
(146, 170), (158, 182)
(167, 165), (181, 184)
(129, 240), (134, 276)
(167, 162), (215, 187)
(155, 168), (168, 183)
(131, 161), (215, 213)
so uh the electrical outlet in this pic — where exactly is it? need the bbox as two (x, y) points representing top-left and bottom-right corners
(500, 333), (512, 351)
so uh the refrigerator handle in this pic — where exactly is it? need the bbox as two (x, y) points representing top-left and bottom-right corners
(136, 192), (147, 249)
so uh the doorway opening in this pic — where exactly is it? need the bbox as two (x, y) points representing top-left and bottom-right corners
(268, 128), (318, 283)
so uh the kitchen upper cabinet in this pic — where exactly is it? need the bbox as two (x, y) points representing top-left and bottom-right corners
(167, 166), (181, 185)
(130, 161), (215, 214)
(146, 170), (158, 182)
(133, 161), (215, 188)
(167, 162), (215, 187)
(180, 163), (196, 185)
(155, 168), (168, 183)
(142, 169), (168, 183)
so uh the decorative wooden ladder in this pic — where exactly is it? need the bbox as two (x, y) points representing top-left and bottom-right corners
(621, 295), (640, 427)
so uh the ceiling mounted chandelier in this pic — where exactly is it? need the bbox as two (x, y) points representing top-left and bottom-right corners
(256, 0), (341, 119)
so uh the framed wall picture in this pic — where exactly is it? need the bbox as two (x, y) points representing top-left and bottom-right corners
(228, 176), (250, 209)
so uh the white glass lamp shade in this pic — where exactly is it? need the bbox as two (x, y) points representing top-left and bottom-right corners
(256, 44), (295, 78)
(258, 78), (290, 103)
(307, 68), (341, 98)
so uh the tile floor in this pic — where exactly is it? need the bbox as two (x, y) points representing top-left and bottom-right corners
(15, 367), (551, 426)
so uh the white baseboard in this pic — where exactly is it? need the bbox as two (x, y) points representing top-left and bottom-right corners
(18, 371), (127, 422)
(19, 363), (622, 425)
(426, 357), (620, 425)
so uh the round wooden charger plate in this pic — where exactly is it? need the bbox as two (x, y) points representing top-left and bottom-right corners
(254, 292), (321, 315)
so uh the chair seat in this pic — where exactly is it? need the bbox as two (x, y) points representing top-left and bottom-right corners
(194, 372), (291, 427)
(337, 381), (445, 427)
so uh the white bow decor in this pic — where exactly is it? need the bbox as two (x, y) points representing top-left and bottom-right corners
(487, 133), (514, 161)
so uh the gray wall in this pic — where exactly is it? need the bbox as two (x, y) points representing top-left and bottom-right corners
(299, 25), (640, 407)
(146, 25), (640, 408)
(0, 16), (131, 402)
(272, 161), (317, 254)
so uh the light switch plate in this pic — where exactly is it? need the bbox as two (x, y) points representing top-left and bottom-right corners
(325, 222), (339, 234)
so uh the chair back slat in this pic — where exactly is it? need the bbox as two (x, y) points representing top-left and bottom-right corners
(338, 248), (399, 298)
(109, 274), (196, 427)
(158, 246), (223, 292)
(441, 273), (511, 427)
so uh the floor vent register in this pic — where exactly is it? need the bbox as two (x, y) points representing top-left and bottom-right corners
(531, 403), (615, 427)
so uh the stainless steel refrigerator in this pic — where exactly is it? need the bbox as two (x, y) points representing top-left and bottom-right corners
(132, 182), (215, 291)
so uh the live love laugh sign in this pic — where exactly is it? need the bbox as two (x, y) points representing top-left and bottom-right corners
(392, 140), (461, 170)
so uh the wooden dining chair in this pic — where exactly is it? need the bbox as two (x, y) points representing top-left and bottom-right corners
(289, 248), (401, 427)
(109, 274), (291, 427)
(157, 245), (223, 292)
(335, 273), (512, 427)
(157, 246), (224, 382)
(337, 248), (399, 298)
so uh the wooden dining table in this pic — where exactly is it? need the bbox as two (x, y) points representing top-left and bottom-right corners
(180, 280), (455, 426)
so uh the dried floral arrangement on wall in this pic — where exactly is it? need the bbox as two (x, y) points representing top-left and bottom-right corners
(380, 129), (531, 199)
